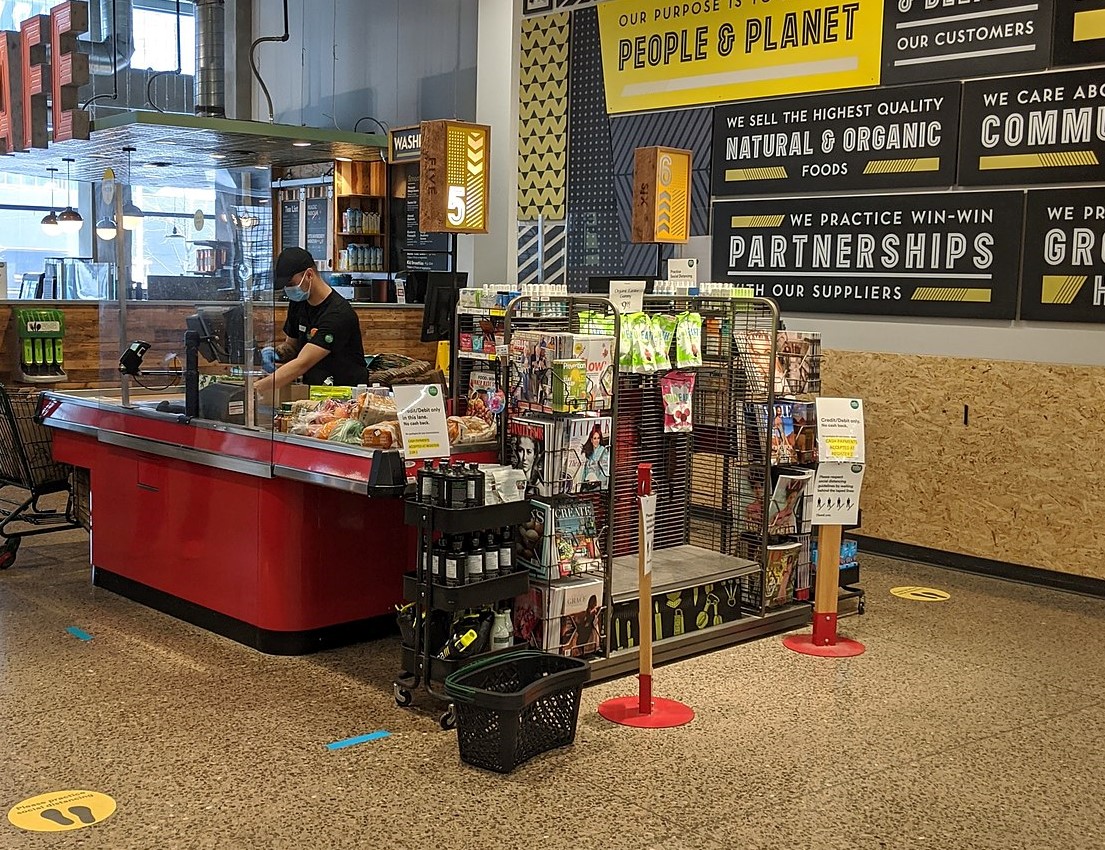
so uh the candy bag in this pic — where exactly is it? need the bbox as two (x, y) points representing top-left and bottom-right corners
(660, 371), (697, 433)
(651, 314), (677, 371)
(675, 311), (703, 368)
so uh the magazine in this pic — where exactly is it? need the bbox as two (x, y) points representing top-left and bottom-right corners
(764, 541), (801, 608)
(568, 335), (615, 411)
(552, 500), (603, 577)
(561, 415), (612, 493)
(776, 330), (821, 395)
(767, 468), (814, 535)
(508, 416), (561, 497)
(790, 401), (818, 464)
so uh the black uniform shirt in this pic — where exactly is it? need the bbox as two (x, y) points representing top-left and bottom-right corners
(283, 290), (368, 386)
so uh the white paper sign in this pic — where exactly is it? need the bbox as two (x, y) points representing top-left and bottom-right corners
(815, 397), (866, 463)
(610, 279), (646, 315)
(811, 462), (864, 526)
(639, 493), (657, 574)
(393, 384), (450, 460)
(667, 258), (698, 286)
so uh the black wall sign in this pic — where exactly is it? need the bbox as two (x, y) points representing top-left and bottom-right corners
(405, 172), (450, 253)
(711, 83), (960, 196)
(881, 0), (1053, 86)
(1053, 0), (1105, 67)
(389, 126), (422, 163)
(1020, 187), (1105, 322)
(406, 251), (453, 273)
(280, 198), (301, 251)
(711, 191), (1024, 319)
(959, 68), (1105, 186)
(304, 196), (329, 263)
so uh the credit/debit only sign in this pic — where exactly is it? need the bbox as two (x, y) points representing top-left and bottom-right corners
(596, 0), (883, 114)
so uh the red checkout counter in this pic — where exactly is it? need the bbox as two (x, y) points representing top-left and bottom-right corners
(41, 392), (495, 655)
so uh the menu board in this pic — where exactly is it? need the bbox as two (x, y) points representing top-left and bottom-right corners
(710, 191), (1024, 319)
(881, 0), (1053, 86)
(406, 251), (453, 272)
(959, 68), (1105, 186)
(405, 172), (450, 253)
(1052, 0), (1105, 67)
(1020, 188), (1105, 322)
(304, 197), (329, 263)
(280, 198), (301, 252)
(712, 83), (960, 196)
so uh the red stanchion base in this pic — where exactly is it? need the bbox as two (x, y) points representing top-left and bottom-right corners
(598, 695), (695, 728)
(782, 633), (866, 657)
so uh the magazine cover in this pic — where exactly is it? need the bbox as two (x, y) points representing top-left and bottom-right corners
(558, 575), (604, 657)
(765, 542), (801, 608)
(562, 415), (612, 492)
(513, 586), (556, 651)
(508, 416), (560, 496)
(791, 401), (818, 464)
(776, 331), (821, 395)
(569, 335), (615, 410)
(516, 500), (553, 575)
(552, 500), (603, 576)
(770, 402), (798, 465)
(767, 469), (814, 535)
(466, 368), (502, 427)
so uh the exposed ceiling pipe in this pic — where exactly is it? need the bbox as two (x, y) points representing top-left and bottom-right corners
(146, 0), (182, 113)
(82, 0), (134, 77)
(80, 0), (133, 109)
(195, 0), (226, 117)
(249, 0), (290, 124)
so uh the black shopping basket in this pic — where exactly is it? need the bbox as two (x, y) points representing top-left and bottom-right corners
(444, 650), (590, 774)
(0, 385), (81, 569)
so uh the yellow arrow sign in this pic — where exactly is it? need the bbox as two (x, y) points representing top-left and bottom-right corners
(890, 586), (950, 602)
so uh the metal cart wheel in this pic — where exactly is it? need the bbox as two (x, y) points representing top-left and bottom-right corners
(394, 684), (413, 708)
(439, 704), (457, 730)
(0, 537), (21, 570)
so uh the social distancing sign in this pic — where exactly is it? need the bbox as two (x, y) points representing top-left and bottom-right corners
(7, 790), (116, 832)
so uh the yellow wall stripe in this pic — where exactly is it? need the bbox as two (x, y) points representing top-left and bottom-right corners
(1073, 8), (1105, 42)
(979, 151), (1100, 170)
(912, 288), (992, 302)
(724, 167), (788, 181)
(863, 157), (940, 174)
(730, 215), (785, 228)
(1041, 275), (1087, 305)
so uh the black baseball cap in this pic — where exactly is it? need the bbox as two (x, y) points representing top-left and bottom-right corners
(274, 247), (316, 287)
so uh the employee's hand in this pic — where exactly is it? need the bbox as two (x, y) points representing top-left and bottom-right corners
(261, 346), (279, 374)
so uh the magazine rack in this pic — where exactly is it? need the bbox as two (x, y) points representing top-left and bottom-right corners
(497, 294), (622, 661)
(594, 294), (822, 678)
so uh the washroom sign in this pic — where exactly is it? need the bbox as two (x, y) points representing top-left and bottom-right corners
(1020, 187), (1105, 322)
(419, 120), (490, 234)
(710, 191), (1024, 318)
(712, 82), (960, 196)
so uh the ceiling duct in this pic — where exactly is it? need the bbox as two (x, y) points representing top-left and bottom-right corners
(195, 0), (226, 118)
(82, 0), (134, 77)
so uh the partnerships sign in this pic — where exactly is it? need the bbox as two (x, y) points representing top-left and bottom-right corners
(710, 191), (1024, 318)
(712, 82), (960, 195)
(596, 0), (882, 114)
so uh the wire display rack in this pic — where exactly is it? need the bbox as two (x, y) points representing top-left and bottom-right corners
(0, 386), (82, 569)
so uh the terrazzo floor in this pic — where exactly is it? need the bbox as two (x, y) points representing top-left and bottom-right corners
(2, 529), (1104, 849)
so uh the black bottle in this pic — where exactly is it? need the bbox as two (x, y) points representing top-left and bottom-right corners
(417, 459), (438, 504)
(467, 463), (486, 507)
(498, 526), (514, 573)
(465, 532), (485, 584)
(443, 535), (464, 586)
(482, 530), (500, 580)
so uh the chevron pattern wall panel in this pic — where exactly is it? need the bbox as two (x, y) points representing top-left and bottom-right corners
(518, 222), (568, 286)
(565, 8), (621, 292)
(518, 12), (570, 222)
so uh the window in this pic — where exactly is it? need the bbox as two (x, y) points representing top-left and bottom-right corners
(0, 175), (84, 298)
(132, 2), (197, 75)
(128, 185), (217, 285)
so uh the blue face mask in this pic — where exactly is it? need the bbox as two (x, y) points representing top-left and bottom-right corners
(284, 285), (309, 302)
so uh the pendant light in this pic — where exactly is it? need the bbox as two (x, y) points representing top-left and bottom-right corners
(121, 146), (143, 231)
(57, 158), (84, 233)
(96, 218), (118, 241)
(40, 168), (60, 235)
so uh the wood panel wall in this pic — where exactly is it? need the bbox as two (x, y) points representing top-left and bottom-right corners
(822, 350), (1105, 581)
(0, 302), (437, 388)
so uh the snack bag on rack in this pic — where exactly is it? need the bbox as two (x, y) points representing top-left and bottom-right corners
(620, 312), (657, 374)
(675, 311), (703, 368)
(651, 314), (677, 371)
(660, 371), (697, 433)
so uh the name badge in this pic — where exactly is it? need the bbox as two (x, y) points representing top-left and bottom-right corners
(298, 325), (307, 333)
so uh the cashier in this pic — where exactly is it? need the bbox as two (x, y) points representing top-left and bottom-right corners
(254, 247), (369, 397)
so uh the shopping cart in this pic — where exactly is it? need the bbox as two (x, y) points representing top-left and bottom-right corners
(0, 385), (82, 569)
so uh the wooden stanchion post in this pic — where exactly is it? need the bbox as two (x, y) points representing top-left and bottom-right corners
(812, 524), (842, 646)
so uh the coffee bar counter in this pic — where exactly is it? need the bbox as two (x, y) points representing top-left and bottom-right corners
(40, 390), (494, 654)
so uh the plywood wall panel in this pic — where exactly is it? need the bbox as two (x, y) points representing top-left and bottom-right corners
(822, 350), (1105, 580)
